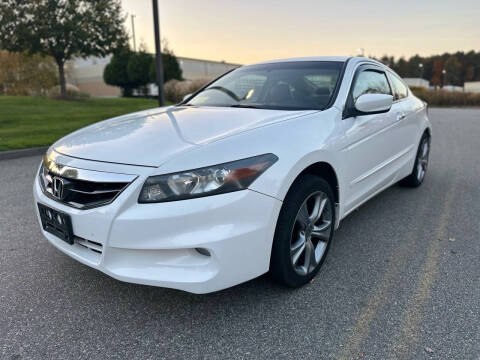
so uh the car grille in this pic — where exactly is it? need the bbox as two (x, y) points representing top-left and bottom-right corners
(39, 157), (137, 210)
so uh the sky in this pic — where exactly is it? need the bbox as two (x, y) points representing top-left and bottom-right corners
(121, 0), (480, 65)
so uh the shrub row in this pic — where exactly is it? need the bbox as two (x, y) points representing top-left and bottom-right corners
(410, 87), (480, 106)
(163, 78), (211, 103)
(48, 84), (90, 100)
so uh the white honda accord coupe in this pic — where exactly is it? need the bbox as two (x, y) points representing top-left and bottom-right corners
(34, 56), (431, 293)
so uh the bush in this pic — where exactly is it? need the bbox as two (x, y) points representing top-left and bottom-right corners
(49, 84), (90, 100)
(127, 51), (153, 91)
(149, 46), (183, 83)
(0, 51), (58, 95)
(163, 78), (211, 103)
(410, 87), (480, 106)
(104, 48), (133, 97)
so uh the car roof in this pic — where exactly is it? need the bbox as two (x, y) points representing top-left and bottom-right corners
(249, 56), (350, 66)
(248, 56), (383, 67)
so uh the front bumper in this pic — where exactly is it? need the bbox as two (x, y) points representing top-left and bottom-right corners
(33, 161), (282, 294)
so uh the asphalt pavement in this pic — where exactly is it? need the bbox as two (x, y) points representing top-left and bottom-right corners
(1, 108), (479, 360)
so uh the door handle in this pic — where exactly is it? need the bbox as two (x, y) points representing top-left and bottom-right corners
(396, 112), (406, 121)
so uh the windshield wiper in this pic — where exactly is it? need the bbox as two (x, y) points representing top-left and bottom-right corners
(229, 104), (261, 109)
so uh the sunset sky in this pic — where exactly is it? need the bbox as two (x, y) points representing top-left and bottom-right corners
(121, 0), (480, 65)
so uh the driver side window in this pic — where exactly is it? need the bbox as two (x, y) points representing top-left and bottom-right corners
(352, 70), (391, 101)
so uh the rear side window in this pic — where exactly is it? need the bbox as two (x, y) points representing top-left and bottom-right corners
(388, 73), (408, 100)
(352, 70), (391, 101)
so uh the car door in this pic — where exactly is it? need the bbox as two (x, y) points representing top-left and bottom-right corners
(386, 71), (419, 169)
(340, 65), (404, 214)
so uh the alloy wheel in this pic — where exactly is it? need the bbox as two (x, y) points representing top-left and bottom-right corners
(290, 191), (332, 276)
(417, 138), (430, 182)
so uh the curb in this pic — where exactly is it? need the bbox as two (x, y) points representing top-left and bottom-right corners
(0, 146), (48, 161)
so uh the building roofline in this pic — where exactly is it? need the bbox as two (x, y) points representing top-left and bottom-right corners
(176, 55), (242, 67)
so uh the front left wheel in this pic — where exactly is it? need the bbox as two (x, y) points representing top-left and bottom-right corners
(270, 175), (335, 288)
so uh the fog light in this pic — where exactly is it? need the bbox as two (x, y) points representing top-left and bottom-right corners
(195, 248), (211, 257)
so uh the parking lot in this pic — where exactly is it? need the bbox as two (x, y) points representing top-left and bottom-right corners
(1, 108), (479, 359)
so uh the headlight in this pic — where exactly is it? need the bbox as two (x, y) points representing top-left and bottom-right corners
(138, 153), (278, 203)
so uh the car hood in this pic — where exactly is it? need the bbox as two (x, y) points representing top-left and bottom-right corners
(52, 106), (316, 167)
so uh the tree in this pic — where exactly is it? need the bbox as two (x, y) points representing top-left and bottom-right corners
(373, 50), (480, 87)
(393, 57), (409, 77)
(127, 51), (153, 95)
(431, 59), (444, 88)
(104, 41), (183, 97)
(104, 48), (133, 96)
(0, 50), (58, 95)
(379, 55), (395, 67)
(444, 57), (462, 86)
(149, 43), (183, 84)
(408, 55), (424, 78)
(464, 66), (475, 83)
(0, 0), (128, 98)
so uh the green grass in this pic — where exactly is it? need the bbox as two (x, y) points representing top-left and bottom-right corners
(0, 96), (161, 151)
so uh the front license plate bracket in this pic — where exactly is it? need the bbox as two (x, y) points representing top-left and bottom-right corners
(37, 203), (74, 245)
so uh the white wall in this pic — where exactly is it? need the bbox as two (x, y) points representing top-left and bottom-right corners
(403, 78), (429, 88)
(442, 85), (464, 92)
(177, 57), (239, 80)
(67, 56), (113, 84)
(464, 81), (480, 93)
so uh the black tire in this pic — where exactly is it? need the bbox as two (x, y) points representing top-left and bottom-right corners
(400, 133), (431, 188)
(270, 175), (335, 288)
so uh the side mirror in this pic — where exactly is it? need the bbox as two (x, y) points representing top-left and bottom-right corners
(354, 93), (393, 114)
(183, 93), (192, 102)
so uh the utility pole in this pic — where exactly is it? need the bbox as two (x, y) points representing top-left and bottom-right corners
(130, 14), (137, 52)
(152, 0), (165, 106)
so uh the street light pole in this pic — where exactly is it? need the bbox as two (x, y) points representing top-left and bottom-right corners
(152, 0), (165, 106)
(130, 15), (136, 52)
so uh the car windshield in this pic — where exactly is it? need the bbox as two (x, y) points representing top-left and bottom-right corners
(184, 61), (344, 110)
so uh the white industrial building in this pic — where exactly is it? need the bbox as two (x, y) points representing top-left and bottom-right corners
(403, 78), (430, 88)
(404, 78), (471, 92)
(66, 55), (240, 97)
(442, 85), (464, 92)
(177, 57), (240, 80)
(464, 81), (480, 93)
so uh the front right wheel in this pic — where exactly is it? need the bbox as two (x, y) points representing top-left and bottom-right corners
(270, 175), (335, 288)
